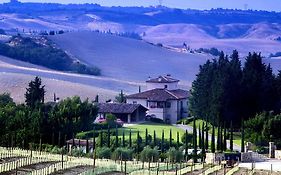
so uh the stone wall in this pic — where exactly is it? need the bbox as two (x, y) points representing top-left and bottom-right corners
(205, 153), (224, 164)
(275, 150), (281, 159)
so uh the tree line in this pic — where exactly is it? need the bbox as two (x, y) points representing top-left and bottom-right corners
(189, 51), (281, 127)
(0, 77), (98, 148)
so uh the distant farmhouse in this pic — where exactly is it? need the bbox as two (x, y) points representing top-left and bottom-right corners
(96, 75), (189, 124)
(127, 75), (189, 124)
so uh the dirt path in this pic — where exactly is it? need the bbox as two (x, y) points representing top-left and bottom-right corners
(183, 166), (210, 175)
(49, 165), (92, 175)
(0, 161), (59, 175)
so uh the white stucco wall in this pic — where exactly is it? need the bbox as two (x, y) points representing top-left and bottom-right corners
(146, 82), (178, 90)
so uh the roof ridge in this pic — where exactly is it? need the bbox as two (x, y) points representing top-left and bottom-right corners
(164, 89), (179, 99)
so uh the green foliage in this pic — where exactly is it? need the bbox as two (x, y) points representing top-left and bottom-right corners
(189, 51), (279, 127)
(115, 90), (126, 103)
(96, 147), (111, 159)
(140, 146), (159, 162)
(0, 93), (14, 106)
(0, 35), (101, 76)
(111, 147), (133, 161)
(0, 79), (98, 147)
(25, 76), (45, 109)
(167, 147), (184, 163)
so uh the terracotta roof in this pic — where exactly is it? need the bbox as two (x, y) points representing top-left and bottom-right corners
(146, 75), (179, 83)
(97, 103), (147, 114)
(127, 89), (189, 102)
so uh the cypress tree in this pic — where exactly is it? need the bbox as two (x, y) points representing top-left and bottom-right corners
(145, 128), (148, 146)
(211, 125), (215, 153)
(185, 130), (188, 158)
(230, 121), (233, 151)
(193, 118), (197, 162)
(122, 130), (125, 147)
(129, 129), (132, 148)
(241, 119), (245, 153)
(161, 130), (164, 153)
(115, 125), (118, 147)
(153, 130), (156, 147)
(169, 129), (172, 148)
(99, 131), (103, 148)
(107, 125), (110, 148)
(93, 127), (96, 150)
(137, 130), (140, 153)
(177, 132), (180, 150)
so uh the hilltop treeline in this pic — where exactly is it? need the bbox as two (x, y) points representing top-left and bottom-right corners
(189, 50), (281, 127)
(0, 35), (101, 76)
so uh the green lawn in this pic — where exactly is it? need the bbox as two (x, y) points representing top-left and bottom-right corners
(77, 122), (185, 142)
(124, 122), (185, 141)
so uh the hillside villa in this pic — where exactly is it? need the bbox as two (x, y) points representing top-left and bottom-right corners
(95, 75), (189, 124)
(127, 75), (189, 124)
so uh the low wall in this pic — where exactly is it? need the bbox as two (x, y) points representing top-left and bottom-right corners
(275, 150), (281, 159)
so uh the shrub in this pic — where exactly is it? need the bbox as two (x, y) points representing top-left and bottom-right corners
(181, 132), (193, 144)
(149, 117), (164, 123)
(96, 147), (111, 159)
(111, 147), (133, 161)
(140, 146), (160, 162)
(167, 147), (184, 163)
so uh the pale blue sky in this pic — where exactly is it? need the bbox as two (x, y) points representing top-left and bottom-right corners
(2, 0), (281, 11)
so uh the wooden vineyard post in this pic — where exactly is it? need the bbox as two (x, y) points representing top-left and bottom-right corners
(93, 148), (96, 173)
(124, 159), (127, 175)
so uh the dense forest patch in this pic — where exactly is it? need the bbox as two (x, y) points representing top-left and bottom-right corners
(0, 35), (101, 76)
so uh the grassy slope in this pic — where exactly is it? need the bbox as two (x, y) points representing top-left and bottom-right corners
(50, 31), (210, 86)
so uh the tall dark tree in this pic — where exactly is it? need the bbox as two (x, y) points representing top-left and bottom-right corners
(185, 130), (188, 158)
(230, 121), (233, 151)
(145, 128), (148, 146)
(177, 132), (180, 150)
(25, 76), (45, 109)
(161, 130), (164, 153)
(153, 130), (156, 147)
(129, 129), (132, 148)
(241, 119), (245, 153)
(122, 130), (125, 147)
(211, 125), (215, 153)
(169, 129), (172, 148)
(193, 118), (197, 161)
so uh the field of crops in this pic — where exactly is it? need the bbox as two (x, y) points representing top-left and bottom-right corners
(0, 147), (242, 175)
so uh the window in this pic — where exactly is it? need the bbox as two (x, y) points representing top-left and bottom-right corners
(164, 85), (168, 89)
(133, 101), (137, 104)
(166, 102), (171, 108)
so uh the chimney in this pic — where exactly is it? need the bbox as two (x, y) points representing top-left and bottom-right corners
(166, 74), (171, 77)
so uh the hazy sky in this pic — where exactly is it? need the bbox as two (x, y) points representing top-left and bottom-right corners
(2, 0), (281, 11)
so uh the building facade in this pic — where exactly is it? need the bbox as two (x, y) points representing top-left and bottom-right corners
(127, 75), (189, 124)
